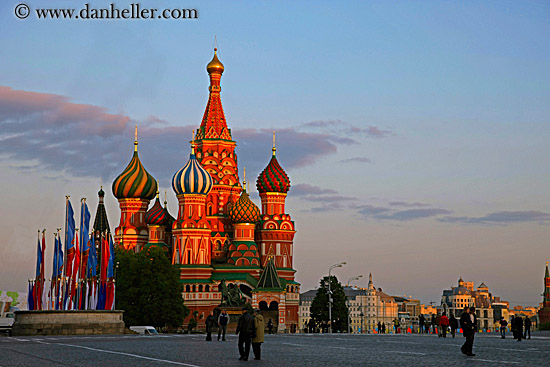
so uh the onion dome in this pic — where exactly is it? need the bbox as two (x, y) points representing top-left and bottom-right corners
(228, 190), (260, 224)
(256, 133), (290, 193)
(206, 48), (224, 74)
(172, 139), (213, 195)
(145, 194), (168, 226)
(112, 127), (157, 200)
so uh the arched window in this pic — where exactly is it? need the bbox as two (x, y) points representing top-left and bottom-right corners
(205, 285), (210, 292)
(186, 285), (190, 292)
(199, 285), (203, 292)
(192, 285), (196, 292)
(259, 301), (268, 311)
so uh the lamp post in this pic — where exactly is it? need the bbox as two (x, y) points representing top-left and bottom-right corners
(347, 275), (363, 334)
(328, 262), (346, 334)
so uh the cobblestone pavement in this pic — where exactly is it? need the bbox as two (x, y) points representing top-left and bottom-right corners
(1, 331), (549, 366)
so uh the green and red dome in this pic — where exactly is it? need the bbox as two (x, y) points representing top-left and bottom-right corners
(112, 144), (157, 200)
(228, 191), (260, 224)
(256, 155), (290, 193)
(145, 197), (168, 225)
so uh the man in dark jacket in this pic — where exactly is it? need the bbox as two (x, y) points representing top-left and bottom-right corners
(236, 307), (254, 361)
(205, 311), (215, 341)
(459, 306), (476, 356)
(218, 309), (229, 341)
(449, 314), (458, 338)
(524, 317), (531, 339)
(513, 316), (523, 341)
(419, 314), (425, 334)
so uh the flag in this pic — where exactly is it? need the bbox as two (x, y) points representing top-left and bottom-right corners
(105, 234), (115, 310)
(63, 199), (76, 310)
(69, 234), (80, 310)
(27, 281), (34, 311)
(34, 235), (42, 310)
(88, 236), (97, 278)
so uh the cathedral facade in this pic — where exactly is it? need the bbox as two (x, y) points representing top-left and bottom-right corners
(110, 49), (299, 332)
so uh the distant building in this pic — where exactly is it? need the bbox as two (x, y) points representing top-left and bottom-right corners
(299, 273), (399, 333)
(538, 262), (550, 325)
(441, 277), (507, 330)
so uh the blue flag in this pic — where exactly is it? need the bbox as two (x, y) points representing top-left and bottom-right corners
(88, 236), (97, 278)
(35, 237), (42, 280)
(56, 236), (64, 277)
(80, 201), (91, 254)
(27, 281), (34, 311)
(107, 234), (114, 278)
(66, 200), (76, 253)
(53, 236), (59, 278)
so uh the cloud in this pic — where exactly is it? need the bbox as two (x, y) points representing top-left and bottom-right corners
(376, 208), (453, 221)
(301, 120), (392, 139)
(389, 201), (431, 208)
(440, 211), (550, 225)
(0, 86), (360, 186)
(340, 157), (372, 164)
(355, 203), (452, 221)
(291, 184), (338, 196)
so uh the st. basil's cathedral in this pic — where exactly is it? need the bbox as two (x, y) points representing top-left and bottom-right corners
(110, 49), (300, 331)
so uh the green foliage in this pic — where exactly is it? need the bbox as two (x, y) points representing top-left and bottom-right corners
(310, 275), (348, 332)
(540, 322), (550, 331)
(116, 246), (189, 329)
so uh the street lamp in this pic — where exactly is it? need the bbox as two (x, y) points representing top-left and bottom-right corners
(328, 262), (346, 334)
(347, 275), (363, 334)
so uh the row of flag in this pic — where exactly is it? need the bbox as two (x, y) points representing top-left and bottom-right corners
(28, 197), (115, 311)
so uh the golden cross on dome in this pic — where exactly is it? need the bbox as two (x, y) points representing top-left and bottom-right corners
(134, 125), (138, 151)
(272, 131), (276, 156)
(243, 167), (247, 192)
(190, 130), (196, 154)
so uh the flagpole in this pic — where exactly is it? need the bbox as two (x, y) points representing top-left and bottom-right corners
(61, 196), (69, 310)
(50, 232), (56, 311)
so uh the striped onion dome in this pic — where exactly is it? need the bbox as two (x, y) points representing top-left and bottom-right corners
(145, 197), (168, 226)
(228, 190), (260, 224)
(256, 154), (290, 193)
(172, 144), (213, 195)
(112, 142), (157, 200)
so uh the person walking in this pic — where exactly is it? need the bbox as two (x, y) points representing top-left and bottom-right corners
(449, 313), (458, 338)
(439, 312), (450, 338)
(218, 309), (229, 341)
(459, 306), (476, 356)
(419, 314), (425, 334)
(513, 315), (523, 341)
(267, 319), (274, 334)
(252, 309), (265, 360)
(431, 314), (436, 334)
(499, 317), (508, 339)
(393, 318), (399, 334)
(205, 311), (215, 341)
(510, 315), (516, 339)
(381, 323), (386, 334)
(377, 321), (382, 333)
(236, 307), (254, 361)
(524, 317), (531, 339)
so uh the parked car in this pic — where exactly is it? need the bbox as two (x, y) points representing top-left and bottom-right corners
(129, 326), (158, 335)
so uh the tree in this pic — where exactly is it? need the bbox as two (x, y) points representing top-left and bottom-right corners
(310, 275), (348, 332)
(116, 246), (189, 329)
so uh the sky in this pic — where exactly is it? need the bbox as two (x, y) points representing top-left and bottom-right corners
(1, 0), (549, 306)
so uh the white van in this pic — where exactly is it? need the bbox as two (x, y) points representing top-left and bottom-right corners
(129, 326), (158, 335)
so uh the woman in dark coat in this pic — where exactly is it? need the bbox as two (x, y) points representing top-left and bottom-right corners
(513, 316), (523, 341)
(205, 311), (215, 341)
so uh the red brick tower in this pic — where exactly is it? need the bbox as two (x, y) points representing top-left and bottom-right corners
(255, 134), (300, 331)
(539, 262), (550, 324)
(172, 139), (214, 282)
(194, 48), (242, 263)
(112, 127), (157, 252)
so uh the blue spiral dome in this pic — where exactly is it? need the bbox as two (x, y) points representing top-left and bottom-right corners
(172, 145), (213, 195)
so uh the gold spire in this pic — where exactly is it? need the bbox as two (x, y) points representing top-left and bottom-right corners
(164, 190), (168, 206)
(134, 125), (138, 152)
(272, 131), (276, 156)
(156, 180), (159, 198)
(243, 167), (247, 192)
(207, 47), (224, 75)
(190, 130), (196, 154)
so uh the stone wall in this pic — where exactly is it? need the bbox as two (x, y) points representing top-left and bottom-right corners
(12, 310), (125, 336)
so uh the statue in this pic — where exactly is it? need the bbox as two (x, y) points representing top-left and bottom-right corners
(219, 278), (245, 306)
